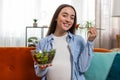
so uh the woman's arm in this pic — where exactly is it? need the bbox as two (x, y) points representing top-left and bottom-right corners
(78, 41), (94, 72)
(78, 27), (97, 72)
(34, 40), (49, 78)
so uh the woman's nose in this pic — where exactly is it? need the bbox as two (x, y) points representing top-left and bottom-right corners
(65, 17), (71, 22)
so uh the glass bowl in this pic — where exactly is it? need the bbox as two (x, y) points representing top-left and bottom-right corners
(31, 49), (56, 65)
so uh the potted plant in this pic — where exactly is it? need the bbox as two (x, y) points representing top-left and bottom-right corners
(28, 36), (38, 47)
(33, 19), (38, 27)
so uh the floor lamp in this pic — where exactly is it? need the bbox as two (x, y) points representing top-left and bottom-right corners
(112, 0), (120, 17)
(112, 0), (120, 48)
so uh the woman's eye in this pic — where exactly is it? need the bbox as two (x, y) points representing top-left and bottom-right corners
(71, 17), (74, 20)
(63, 14), (67, 17)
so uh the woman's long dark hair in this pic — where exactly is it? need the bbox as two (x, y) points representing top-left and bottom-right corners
(46, 4), (77, 36)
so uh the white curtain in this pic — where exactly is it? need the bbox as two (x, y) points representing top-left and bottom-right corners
(95, 0), (120, 49)
(73, 0), (95, 41)
(0, 0), (95, 47)
(0, 0), (41, 46)
(0, 0), (72, 47)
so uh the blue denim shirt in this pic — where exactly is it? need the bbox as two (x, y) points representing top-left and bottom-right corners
(34, 32), (94, 80)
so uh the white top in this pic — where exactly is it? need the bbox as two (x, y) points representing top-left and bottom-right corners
(47, 33), (71, 80)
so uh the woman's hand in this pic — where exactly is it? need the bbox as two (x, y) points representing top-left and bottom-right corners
(31, 50), (52, 70)
(39, 64), (52, 70)
(32, 54), (52, 70)
(88, 27), (97, 42)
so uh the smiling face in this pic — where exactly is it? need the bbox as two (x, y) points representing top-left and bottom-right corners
(55, 7), (75, 35)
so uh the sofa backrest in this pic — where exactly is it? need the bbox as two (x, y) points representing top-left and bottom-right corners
(85, 52), (120, 80)
(0, 47), (40, 80)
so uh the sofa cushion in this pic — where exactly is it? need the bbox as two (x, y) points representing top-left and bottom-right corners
(106, 53), (120, 80)
(85, 52), (118, 80)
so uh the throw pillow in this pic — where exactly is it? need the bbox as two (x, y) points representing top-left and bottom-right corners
(85, 52), (117, 80)
(106, 53), (120, 80)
